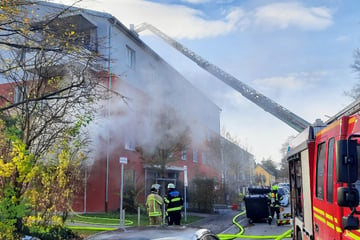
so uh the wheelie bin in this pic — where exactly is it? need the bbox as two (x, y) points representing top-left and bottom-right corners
(244, 187), (271, 224)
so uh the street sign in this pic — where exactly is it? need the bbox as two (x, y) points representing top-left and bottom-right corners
(119, 157), (128, 164)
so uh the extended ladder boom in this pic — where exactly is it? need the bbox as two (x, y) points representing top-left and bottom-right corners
(135, 23), (310, 132)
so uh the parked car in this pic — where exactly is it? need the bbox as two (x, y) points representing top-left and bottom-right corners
(278, 187), (289, 207)
(85, 226), (220, 240)
(278, 183), (290, 191)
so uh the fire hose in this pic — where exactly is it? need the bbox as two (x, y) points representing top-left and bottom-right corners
(67, 209), (292, 239)
(217, 211), (292, 240)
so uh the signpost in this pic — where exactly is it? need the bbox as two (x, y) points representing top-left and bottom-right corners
(119, 157), (128, 226)
(184, 165), (188, 222)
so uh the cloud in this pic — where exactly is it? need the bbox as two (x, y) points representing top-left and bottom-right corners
(254, 76), (305, 90)
(253, 71), (328, 90)
(253, 2), (333, 30)
(180, 0), (210, 3)
(51, 0), (247, 39)
(336, 35), (350, 42)
(51, 0), (333, 40)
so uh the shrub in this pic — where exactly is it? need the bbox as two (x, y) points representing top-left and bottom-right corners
(189, 178), (215, 213)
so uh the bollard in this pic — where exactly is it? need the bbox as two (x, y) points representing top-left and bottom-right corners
(138, 207), (141, 226)
(123, 209), (126, 225)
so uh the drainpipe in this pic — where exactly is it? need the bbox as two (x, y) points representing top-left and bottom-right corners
(84, 168), (87, 213)
(105, 20), (113, 212)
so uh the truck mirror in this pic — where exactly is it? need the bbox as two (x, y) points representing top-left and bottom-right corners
(336, 139), (358, 183)
(337, 187), (359, 208)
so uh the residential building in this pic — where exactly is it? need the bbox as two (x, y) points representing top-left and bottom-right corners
(220, 137), (255, 203)
(254, 164), (276, 187)
(28, 2), (222, 212)
(0, 1), (256, 213)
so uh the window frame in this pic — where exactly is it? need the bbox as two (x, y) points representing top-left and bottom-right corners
(126, 45), (136, 70)
(326, 138), (334, 203)
(193, 149), (198, 163)
(181, 148), (187, 160)
(316, 141), (326, 200)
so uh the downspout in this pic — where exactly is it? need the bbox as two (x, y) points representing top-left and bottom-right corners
(105, 19), (113, 212)
(84, 168), (87, 213)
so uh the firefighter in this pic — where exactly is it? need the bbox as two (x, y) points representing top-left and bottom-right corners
(164, 183), (183, 225)
(146, 183), (163, 225)
(267, 184), (283, 225)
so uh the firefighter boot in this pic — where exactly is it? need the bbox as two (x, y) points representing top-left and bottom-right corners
(267, 216), (272, 225)
(277, 219), (291, 226)
(283, 213), (292, 218)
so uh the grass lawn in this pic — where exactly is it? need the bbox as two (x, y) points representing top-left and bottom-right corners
(67, 212), (204, 238)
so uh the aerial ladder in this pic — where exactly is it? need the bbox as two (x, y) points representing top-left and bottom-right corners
(134, 23), (310, 133)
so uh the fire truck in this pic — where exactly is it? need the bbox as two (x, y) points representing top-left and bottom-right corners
(133, 23), (360, 239)
(287, 99), (360, 240)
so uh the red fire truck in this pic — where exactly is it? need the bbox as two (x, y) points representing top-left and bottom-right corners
(287, 101), (360, 240)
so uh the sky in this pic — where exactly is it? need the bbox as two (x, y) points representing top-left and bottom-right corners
(53, 0), (360, 164)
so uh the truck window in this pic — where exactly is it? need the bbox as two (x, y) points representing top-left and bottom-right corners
(316, 142), (326, 200)
(326, 138), (334, 203)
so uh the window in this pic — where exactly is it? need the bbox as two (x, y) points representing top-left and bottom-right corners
(126, 45), (136, 69)
(125, 169), (136, 185)
(181, 148), (187, 160)
(124, 137), (136, 151)
(202, 152), (207, 164)
(206, 131), (211, 142)
(33, 14), (98, 52)
(326, 138), (334, 203)
(75, 28), (97, 52)
(316, 142), (326, 199)
(193, 150), (198, 163)
(14, 85), (26, 103)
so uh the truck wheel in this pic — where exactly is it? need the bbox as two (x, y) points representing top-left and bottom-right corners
(296, 230), (302, 240)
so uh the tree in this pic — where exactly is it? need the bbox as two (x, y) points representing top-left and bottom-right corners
(278, 136), (295, 181)
(0, 1), (106, 237)
(347, 48), (360, 99)
(136, 106), (191, 178)
(260, 158), (278, 179)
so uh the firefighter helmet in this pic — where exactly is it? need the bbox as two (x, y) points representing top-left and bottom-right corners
(167, 183), (175, 189)
(272, 185), (278, 191)
(151, 184), (160, 190)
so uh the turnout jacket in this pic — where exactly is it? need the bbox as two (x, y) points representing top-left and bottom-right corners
(268, 190), (283, 207)
(164, 190), (183, 213)
(146, 192), (163, 217)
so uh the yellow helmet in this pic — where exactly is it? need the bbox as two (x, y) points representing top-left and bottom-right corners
(272, 185), (278, 191)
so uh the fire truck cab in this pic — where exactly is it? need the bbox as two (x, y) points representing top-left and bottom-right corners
(287, 115), (360, 240)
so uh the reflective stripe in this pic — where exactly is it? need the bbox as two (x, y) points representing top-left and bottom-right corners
(313, 206), (324, 215)
(149, 212), (162, 217)
(167, 206), (182, 212)
(148, 196), (162, 205)
(314, 212), (326, 223)
(171, 197), (181, 202)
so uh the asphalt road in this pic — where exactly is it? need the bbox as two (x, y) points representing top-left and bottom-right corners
(83, 207), (292, 239)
